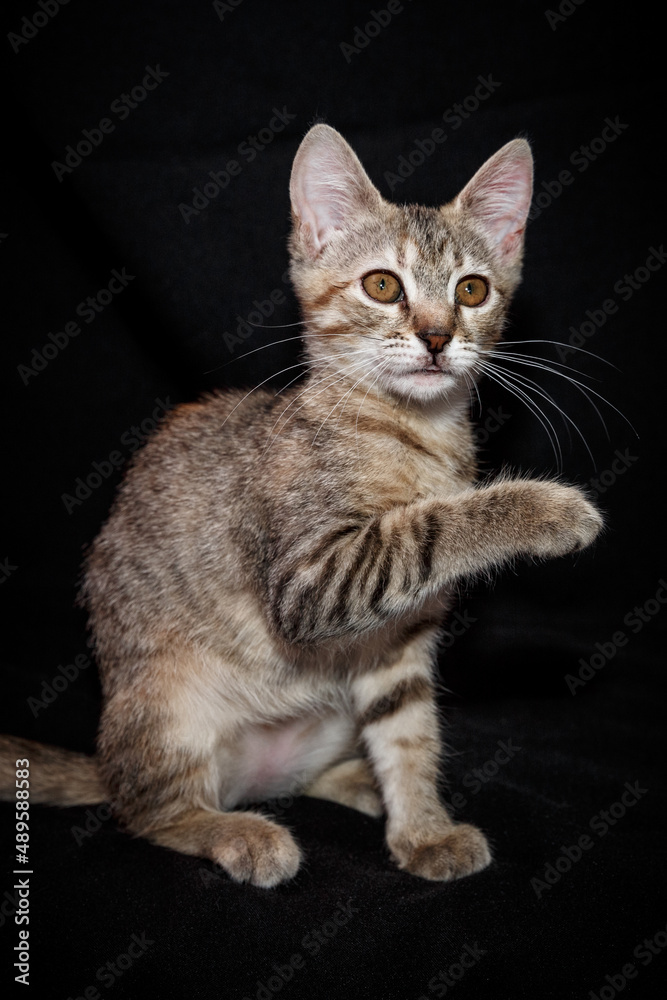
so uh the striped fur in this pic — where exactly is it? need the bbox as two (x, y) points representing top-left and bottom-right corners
(0, 125), (602, 887)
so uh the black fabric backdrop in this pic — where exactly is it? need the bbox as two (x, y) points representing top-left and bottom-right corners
(1, 2), (666, 998)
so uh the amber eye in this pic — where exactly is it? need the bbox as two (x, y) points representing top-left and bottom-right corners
(455, 276), (488, 307)
(362, 272), (403, 303)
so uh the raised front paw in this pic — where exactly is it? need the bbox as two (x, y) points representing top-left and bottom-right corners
(389, 823), (492, 881)
(528, 482), (603, 557)
(495, 480), (604, 559)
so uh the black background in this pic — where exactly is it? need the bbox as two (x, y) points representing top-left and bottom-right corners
(1, 1), (665, 998)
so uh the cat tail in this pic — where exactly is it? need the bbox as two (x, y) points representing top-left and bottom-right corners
(0, 734), (106, 805)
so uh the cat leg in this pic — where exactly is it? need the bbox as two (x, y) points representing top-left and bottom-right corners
(96, 654), (302, 888)
(351, 638), (491, 881)
(304, 757), (383, 817)
(268, 479), (602, 645)
(145, 808), (301, 888)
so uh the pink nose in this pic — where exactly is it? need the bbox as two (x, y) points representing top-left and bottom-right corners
(418, 330), (452, 355)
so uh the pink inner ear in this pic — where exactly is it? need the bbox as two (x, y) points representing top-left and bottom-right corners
(296, 167), (352, 248)
(458, 143), (533, 261)
(290, 126), (381, 254)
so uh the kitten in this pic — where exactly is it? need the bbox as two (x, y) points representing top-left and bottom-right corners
(0, 124), (602, 888)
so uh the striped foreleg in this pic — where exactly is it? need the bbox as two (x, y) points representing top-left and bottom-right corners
(268, 480), (601, 645)
(351, 644), (491, 881)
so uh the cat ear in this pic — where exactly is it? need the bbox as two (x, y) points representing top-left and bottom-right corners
(454, 139), (533, 262)
(290, 124), (382, 256)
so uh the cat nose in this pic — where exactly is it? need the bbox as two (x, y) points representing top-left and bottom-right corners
(418, 330), (452, 355)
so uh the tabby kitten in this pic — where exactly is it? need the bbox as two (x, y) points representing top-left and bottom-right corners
(0, 124), (602, 887)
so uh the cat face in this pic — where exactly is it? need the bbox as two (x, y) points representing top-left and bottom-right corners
(289, 125), (533, 406)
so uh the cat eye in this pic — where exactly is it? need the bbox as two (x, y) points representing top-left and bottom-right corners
(455, 276), (488, 307)
(362, 272), (404, 303)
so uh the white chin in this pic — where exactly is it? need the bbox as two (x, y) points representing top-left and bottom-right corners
(386, 370), (457, 401)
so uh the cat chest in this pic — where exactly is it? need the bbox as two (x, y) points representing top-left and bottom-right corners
(363, 446), (472, 503)
(349, 414), (475, 502)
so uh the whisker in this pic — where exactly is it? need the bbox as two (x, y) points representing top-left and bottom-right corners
(473, 359), (564, 469)
(490, 353), (610, 442)
(499, 339), (619, 369)
(262, 357), (376, 457)
(349, 319), (386, 342)
(481, 358), (566, 417)
(309, 354), (389, 446)
(272, 349), (371, 395)
(312, 359), (388, 449)
(461, 367), (483, 419)
(214, 350), (370, 437)
(204, 331), (356, 373)
(274, 367), (310, 396)
(215, 357), (335, 434)
(482, 359), (597, 466)
(354, 360), (393, 458)
(245, 320), (306, 329)
(490, 351), (637, 440)
(492, 351), (603, 381)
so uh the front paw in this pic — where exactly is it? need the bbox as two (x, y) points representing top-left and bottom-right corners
(502, 480), (603, 559)
(530, 483), (603, 557)
(389, 823), (492, 881)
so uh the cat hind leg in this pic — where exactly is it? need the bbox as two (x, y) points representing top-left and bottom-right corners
(304, 757), (383, 817)
(96, 655), (303, 888)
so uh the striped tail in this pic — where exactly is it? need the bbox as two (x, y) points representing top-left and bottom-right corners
(0, 734), (106, 805)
